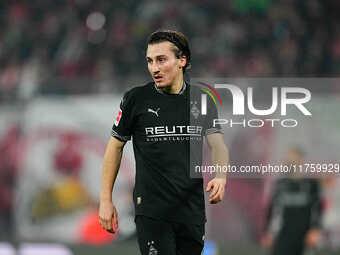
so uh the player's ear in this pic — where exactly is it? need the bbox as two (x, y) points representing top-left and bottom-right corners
(180, 55), (187, 69)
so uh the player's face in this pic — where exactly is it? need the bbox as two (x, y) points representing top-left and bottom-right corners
(284, 150), (305, 178)
(284, 150), (304, 166)
(146, 41), (186, 88)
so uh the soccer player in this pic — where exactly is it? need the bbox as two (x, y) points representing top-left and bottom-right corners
(261, 148), (322, 255)
(99, 30), (229, 255)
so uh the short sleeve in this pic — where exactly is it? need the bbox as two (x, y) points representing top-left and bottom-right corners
(111, 91), (135, 142)
(204, 96), (223, 136)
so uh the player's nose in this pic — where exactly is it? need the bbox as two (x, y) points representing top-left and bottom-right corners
(149, 62), (160, 74)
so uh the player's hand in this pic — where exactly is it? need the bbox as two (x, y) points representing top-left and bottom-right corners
(305, 228), (321, 247)
(206, 178), (226, 204)
(99, 200), (118, 234)
(261, 233), (273, 249)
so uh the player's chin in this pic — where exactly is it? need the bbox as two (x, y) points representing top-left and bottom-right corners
(154, 80), (168, 88)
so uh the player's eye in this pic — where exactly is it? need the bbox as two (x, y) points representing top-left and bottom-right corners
(147, 59), (152, 64)
(158, 57), (165, 62)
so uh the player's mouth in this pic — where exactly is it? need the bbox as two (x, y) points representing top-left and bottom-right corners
(154, 75), (163, 83)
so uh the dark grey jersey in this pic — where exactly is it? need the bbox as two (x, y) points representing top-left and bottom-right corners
(111, 82), (222, 224)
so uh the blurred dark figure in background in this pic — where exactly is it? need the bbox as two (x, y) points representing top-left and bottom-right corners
(0, 126), (20, 240)
(261, 148), (323, 255)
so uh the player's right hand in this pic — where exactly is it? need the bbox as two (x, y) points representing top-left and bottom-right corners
(305, 228), (321, 247)
(99, 200), (118, 234)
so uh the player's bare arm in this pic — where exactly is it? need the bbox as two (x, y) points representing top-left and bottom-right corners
(99, 136), (126, 233)
(206, 133), (229, 204)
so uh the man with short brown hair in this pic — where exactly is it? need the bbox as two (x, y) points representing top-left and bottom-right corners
(99, 30), (229, 255)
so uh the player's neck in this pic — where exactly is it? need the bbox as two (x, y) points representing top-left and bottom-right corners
(161, 74), (184, 94)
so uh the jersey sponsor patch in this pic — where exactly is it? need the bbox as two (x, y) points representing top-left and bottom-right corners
(147, 241), (157, 255)
(114, 109), (122, 126)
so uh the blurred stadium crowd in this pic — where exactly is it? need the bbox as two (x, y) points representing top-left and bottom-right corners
(1, 0), (340, 102)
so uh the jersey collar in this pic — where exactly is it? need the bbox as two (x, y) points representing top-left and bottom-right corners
(153, 81), (187, 95)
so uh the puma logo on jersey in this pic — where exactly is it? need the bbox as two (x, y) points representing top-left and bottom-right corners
(148, 108), (160, 117)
